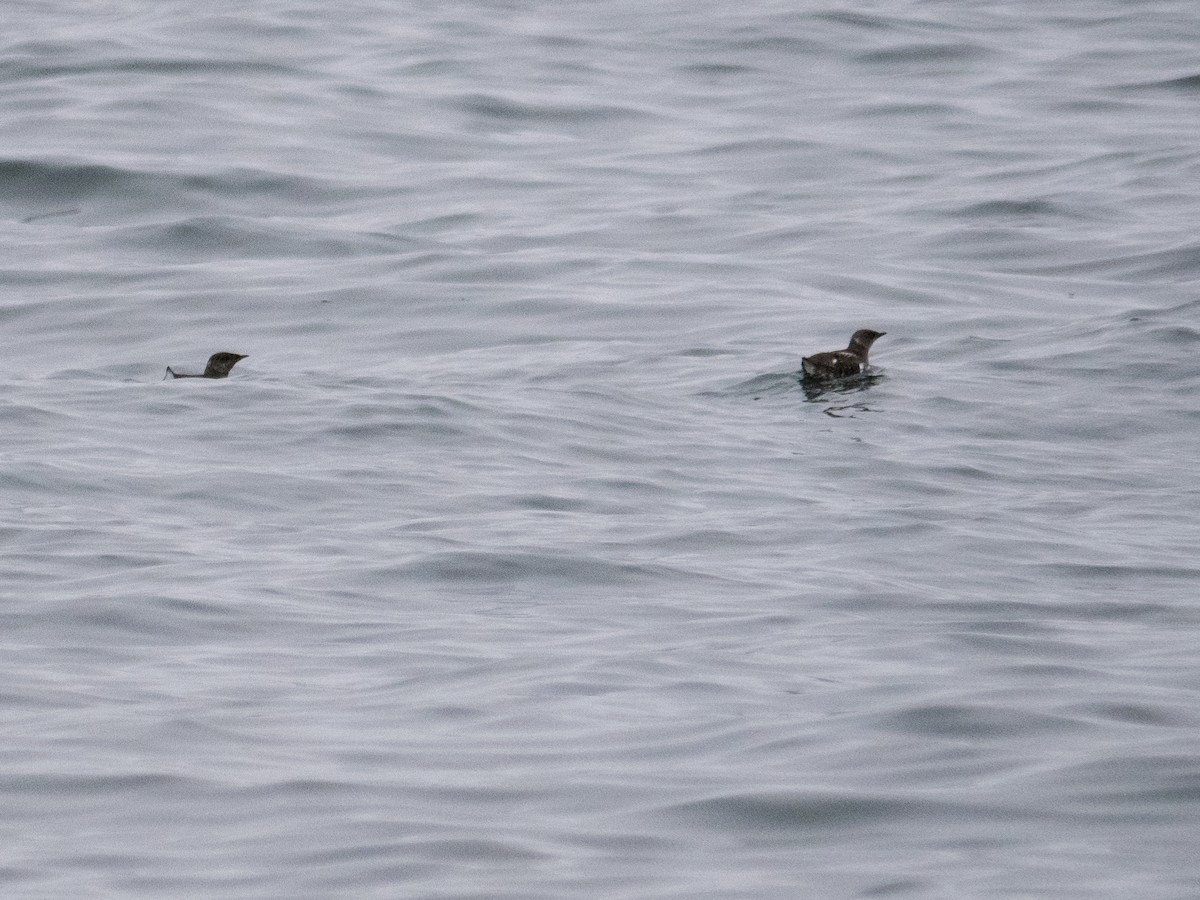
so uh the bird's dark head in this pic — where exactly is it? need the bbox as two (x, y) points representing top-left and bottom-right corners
(203, 352), (248, 378)
(849, 330), (886, 352)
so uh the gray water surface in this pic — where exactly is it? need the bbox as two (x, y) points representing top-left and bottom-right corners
(2, 1), (1199, 897)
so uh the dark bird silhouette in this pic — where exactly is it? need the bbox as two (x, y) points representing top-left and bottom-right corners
(801, 330), (885, 381)
(166, 352), (248, 379)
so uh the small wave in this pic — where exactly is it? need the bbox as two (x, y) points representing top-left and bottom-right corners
(1117, 72), (1200, 93)
(1011, 242), (1200, 281)
(881, 703), (1081, 739)
(113, 216), (409, 259)
(662, 790), (956, 832)
(381, 550), (676, 586)
(0, 157), (134, 204)
(856, 42), (990, 67)
(453, 92), (651, 127)
(950, 199), (1083, 221)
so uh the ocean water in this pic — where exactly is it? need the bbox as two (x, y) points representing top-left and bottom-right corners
(2, 0), (1199, 897)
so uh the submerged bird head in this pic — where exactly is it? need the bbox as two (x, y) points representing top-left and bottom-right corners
(848, 330), (886, 355)
(203, 352), (248, 378)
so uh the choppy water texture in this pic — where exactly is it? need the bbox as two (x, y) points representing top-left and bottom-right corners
(3, 1), (1199, 897)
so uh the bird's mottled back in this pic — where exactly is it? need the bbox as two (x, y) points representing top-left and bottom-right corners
(801, 330), (885, 381)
